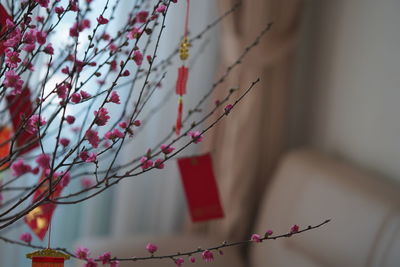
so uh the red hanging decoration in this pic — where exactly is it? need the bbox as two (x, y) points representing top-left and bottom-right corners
(0, 3), (12, 55)
(26, 249), (70, 267)
(25, 172), (65, 240)
(175, 0), (190, 135)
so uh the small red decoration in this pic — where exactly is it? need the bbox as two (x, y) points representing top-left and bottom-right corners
(177, 153), (224, 222)
(26, 248), (70, 267)
(25, 172), (64, 240)
(6, 87), (39, 155)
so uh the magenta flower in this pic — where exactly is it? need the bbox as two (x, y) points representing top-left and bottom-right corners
(94, 107), (110, 126)
(118, 121), (127, 128)
(66, 115), (76, 124)
(160, 144), (175, 154)
(86, 152), (97, 163)
(26, 115), (46, 134)
(80, 151), (89, 161)
(127, 27), (141, 39)
(83, 258), (97, 267)
(85, 129), (100, 148)
(81, 178), (94, 189)
(71, 93), (81, 103)
(3, 70), (23, 94)
(55, 6), (64, 15)
(80, 90), (91, 99)
(156, 4), (167, 13)
(109, 91), (121, 104)
(61, 66), (70, 74)
(133, 120), (141, 127)
(146, 243), (158, 254)
(175, 258), (184, 266)
(265, 229), (273, 236)
(154, 159), (164, 169)
(19, 232), (32, 243)
(75, 247), (90, 260)
(290, 224), (299, 234)
(224, 104), (233, 115)
(60, 171), (71, 187)
(35, 153), (51, 169)
(23, 43), (36, 53)
(98, 252), (111, 264)
(133, 50), (143, 66)
(97, 15), (109, 25)
(34, 0), (49, 8)
(188, 131), (203, 144)
(201, 250), (214, 262)
(251, 234), (262, 242)
(141, 157), (154, 170)
(43, 43), (54, 55)
(112, 129), (124, 138)
(136, 11), (149, 23)
(189, 256), (196, 263)
(5, 50), (21, 68)
(36, 31), (47, 45)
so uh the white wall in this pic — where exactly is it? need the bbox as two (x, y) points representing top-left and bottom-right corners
(294, 0), (400, 181)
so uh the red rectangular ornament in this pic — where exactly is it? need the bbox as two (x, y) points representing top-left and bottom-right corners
(177, 153), (224, 222)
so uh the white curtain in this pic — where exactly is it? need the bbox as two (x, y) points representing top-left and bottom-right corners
(0, 0), (219, 266)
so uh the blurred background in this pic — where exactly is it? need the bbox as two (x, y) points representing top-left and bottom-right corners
(2, 0), (400, 266)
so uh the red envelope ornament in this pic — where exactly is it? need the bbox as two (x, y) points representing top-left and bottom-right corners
(0, 3), (12, 55)
(177, 153), (224, 222)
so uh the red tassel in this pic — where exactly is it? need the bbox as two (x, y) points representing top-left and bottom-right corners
(176, 65), (189, 95)
(176, 97), (183, 135)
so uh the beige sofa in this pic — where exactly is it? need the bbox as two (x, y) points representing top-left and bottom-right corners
(75, 150), (400, 266)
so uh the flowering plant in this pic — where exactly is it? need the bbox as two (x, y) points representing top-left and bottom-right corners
(0, 0), (329, 266)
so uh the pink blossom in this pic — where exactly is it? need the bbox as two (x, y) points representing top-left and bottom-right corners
(71, 93), (81, 103)
(188, 131), (203, 144)
(136, 11), (149, 23)
(55, 6), (65, 15)
(97, 15), (109, 25)
(35, 153), (50, 169)
(94, 107), (110, 126)
(69, 0), (79, 12)
(83, 258), (97, 267)
(146, 243), (157, 254)
(80, 151), (89, 161)
(23, 43), (36, 53)
(3, 70), (23, 94)
(189, 256), (196, 263)
(61, 66), (70, 74)
(133, 120), (141, 127)
(98, 252), (111, 264)
(86, 152), (97, 163)
(11, 159), (32, 176)
(5, 50), (21, 68)
(201, 250), (214, 262)
(146, 55), (152, 64)
(19, 232), (32, 243)
(4, 27), (21, 48)
(290, 224), (299, 234)
(175, 258), (184, 267)
(81, 178), (94, 189)
(140, 157), (153, 170)
(80, 90), (91, 99)
(36, 31), (47, 45)
(224, 104), (233, 115)
(160, 144), (175, 154)
(66, 115), (76, 124)
(127, 27), (141, 39)
(34, 0), (49, 8)
(36, 16), (45, 22)
(75, 247), (90, 260)
(265, 230), (273, 236)
(43, 43), (54, 55)
(118, 121), (127, 128)
(251, 234), (262, 242)
(102, 33), (111, 41)
(110, 60), (117, 71)
(132, 50), (143, 66)
(110, 261), (120, 267)
(109, 91), (120, 104)
(122, 70), (130, 76)
(26, 115), (46, 134)
(154, 159), (164, 169)
(156, 4), (167, 13)
(85, 129), (100, 148)
(57, 84), (68, 99)
(109, 43), (118, 52)
(80, 19), (91, 30)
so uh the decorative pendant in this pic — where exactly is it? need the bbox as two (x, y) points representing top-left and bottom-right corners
(26, 249), (70, 267)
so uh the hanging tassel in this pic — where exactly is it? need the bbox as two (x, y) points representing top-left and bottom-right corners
(176, 97), (183, 135)
(174, 0), (190, 135)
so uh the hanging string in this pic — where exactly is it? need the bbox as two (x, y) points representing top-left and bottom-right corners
(47, 219), (52, 248)
(184, 0), (190, 37)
